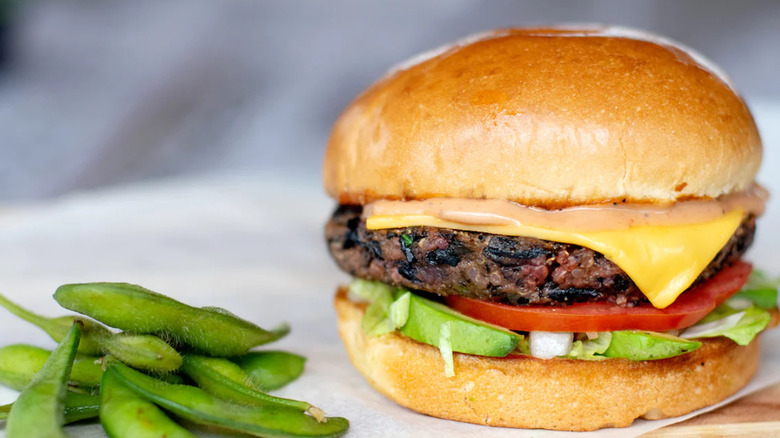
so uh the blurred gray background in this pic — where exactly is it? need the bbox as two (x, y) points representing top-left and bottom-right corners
(0, 0), (779, 201)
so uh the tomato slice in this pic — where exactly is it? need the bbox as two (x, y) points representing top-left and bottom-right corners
(445, 261), (752, 332)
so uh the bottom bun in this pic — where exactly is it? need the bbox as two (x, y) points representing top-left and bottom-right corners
(335, 287), (764, 431)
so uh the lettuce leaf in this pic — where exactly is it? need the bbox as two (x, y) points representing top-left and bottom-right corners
(745, 269), (780, 290)
(349, 278), (395, 302)
(733, 269), (779, 309)
(697, 301), (744, 325)
(389, 292), (411, 328)
(565, 333), (612, 360)
(681, 304), (770, 346)
(438, 322), (455, 377)
(350, 279), (398, 336)
(362, 293), (395, 336)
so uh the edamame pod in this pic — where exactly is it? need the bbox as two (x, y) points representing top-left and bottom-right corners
(0, 392), (101, 424)
(158, 373), (185, 385)
(100, 369), (196, 438)
(60, 391), (101, 424)
(0, 344), (103, 391)
(0, 344), (100, 391)
(0, 294), (182, 371)
(0, 295), (181, 372)
(55, 283), (289, 356)
(181, 355), (324, 421)
(0, 293), (108, 355)
(101, 333), (182, 372)
(234, 351), (306, 391)
(6, 322), (82, 438)
(107, 362), (349, 438)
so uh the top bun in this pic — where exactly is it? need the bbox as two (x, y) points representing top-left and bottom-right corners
(323, 26), (761, 208)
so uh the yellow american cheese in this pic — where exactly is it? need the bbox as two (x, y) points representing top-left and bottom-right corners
(366, 209), (744, 308)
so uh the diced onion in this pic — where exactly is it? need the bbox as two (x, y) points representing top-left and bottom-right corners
(529, 331), (574, 359)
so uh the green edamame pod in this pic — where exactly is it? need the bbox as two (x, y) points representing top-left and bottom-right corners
(0, 293), (108, 355)
(158, 373), (185, 385)
(107, 362), (349, 438)
(6, 322), (82, 438)
(181, 355), (324, 421)
(0, 294), (181, 371)
(234, 351), (306, 391)
(101, 333), (182, 372)
(0, 344), (103, 391)
(60, 391), (101, 424)
(55, 283), (289, 356)
(100, 368), (196, 438)
(0, 392), (101, 424)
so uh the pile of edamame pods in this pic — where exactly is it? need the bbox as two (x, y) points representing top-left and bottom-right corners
(0, 282), (349, 437)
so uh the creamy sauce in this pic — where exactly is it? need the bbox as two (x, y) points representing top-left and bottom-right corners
(364, 184), (767, 232)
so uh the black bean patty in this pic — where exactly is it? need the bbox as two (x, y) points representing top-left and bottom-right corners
(326, 205), (755, 307)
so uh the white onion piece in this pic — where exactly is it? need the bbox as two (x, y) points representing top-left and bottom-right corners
(529, 331), (574, 359)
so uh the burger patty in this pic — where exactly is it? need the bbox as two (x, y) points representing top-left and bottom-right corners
(326, 205), (755, 307)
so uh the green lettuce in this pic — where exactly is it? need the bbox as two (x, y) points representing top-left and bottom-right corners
(350, 279), (401, 336)
(349, 278), (395, 303)
(697, 301), (745, 325)
(566, 333), (612, 359)
(732, 269), (780, 309)
(389, 292), (411, 328)
(437, 322), (455, 377)
(681, 303), (770, 346)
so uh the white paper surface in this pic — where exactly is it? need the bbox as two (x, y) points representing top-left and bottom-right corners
(0, 102), (779, 437)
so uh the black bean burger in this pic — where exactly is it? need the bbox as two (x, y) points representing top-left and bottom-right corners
(323, 26), (777, 431)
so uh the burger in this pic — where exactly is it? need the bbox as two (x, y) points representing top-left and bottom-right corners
(322, 26), (778, 431)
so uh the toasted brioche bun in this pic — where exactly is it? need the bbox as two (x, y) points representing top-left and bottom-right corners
(335, 288), (777, 431)
(323, 26), (761, 208)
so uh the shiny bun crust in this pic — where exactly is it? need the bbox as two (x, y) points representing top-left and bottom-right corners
(323, 27), (761, 207)
(335, 289), (764, 431)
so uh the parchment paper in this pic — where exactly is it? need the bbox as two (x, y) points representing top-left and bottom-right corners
(0, 169), (778, 437)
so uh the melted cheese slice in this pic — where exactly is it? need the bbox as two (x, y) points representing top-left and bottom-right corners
(367, 209), (744, 308)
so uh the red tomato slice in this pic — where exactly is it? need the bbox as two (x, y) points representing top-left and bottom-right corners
(446, 261), (752, 332)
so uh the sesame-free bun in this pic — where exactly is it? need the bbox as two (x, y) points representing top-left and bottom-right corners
(323, 26), (761, 208)
(335, 289), (774, 431)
